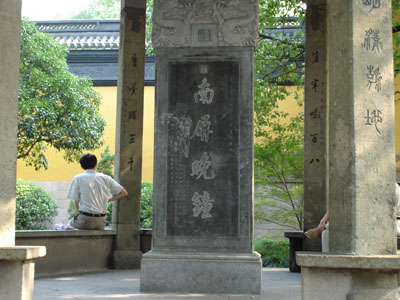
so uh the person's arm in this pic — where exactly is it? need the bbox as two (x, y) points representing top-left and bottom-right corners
(108, 188), (128, 203)
(74, 200), (80, 213)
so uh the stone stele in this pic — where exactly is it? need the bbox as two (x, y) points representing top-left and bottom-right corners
(140, 0), (261, 294)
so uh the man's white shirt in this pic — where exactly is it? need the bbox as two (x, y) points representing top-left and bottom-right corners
(68, 170), (123, 214)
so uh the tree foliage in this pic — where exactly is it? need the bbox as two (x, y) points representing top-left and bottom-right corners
(254, 1), (305, 231)
(16, 178), (58, 230)
(18, 20), (105, 169)
(70, 0), (121, 20)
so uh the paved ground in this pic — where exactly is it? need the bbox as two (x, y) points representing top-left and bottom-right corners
(34, 268), (301, 300)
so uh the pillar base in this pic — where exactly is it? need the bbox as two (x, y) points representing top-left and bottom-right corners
(297, 252), (400, 300)
(0, 246), (46, 300)
(140, 251), (262, 294)
(113, 250), (142, 269)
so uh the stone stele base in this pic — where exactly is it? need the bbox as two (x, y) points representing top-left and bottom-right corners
(296, 252), (400, 300)
(140, 251), (262, 294)
(0, 246), (46, 300)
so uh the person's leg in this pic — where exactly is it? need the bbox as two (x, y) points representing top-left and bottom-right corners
(70, 214), (106, 230)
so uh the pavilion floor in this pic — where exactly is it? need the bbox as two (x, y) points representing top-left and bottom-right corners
(34, 268), (300, 300)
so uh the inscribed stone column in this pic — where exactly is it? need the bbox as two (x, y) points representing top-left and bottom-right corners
(297, 1), (400, 299)
(328, 0), (396, 255)
(113, 0), (146, 269)
(140, 0), (261, 294)
(303, 0), (328, 252)
(0, 1), (46, 299)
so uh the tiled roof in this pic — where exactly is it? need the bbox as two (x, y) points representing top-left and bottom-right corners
(36, 20), (120, 51)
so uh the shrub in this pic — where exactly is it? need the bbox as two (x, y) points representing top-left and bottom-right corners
(106, 181), (153, 228)
(254, 238), (289, 268)
(140, 181), (153, 228)
(16, 179), (58, 230)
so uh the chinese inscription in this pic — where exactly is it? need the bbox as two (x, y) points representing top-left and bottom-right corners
(129, 133), (136, 144)
(194, 78), (215, 104)
(128, 110), (137, 120)
(311, 79), (319, 92)
(366, 65), (382, 92)
(191, 152), (216, 180)
(363, 29), (381, 52)
(131, 54), (137, 68)
(191, 114), (213, 143)
(312, 50), (319, 64)
(311, 134), (318, 143)
(128, 82), (137, 96)
(364, 109), (383, 134)
(362, 0), (380, 10)
(310, 108), (321, 119)
(167, 115), (193, 158)
(192, 191), (214, 219)
(127, 157), (134, 171)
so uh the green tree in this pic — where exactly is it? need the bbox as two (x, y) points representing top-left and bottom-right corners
(254, 1), (305, 231)
(18, 20), (105, 169)
(96, 146), (115, 177)
(254, 1), (400, 232)
(69, 0), (154, 52)
(70, 0), (121, 19)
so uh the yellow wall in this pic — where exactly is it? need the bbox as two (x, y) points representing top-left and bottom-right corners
(16, 79), (400, 182)
(17, 86), (155, 182)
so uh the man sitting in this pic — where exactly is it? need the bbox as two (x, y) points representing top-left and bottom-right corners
(68, 153), (128, 230)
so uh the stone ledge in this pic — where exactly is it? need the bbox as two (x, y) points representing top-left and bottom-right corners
(144, 250), (261, 263)
(0, 246), (46, 261)
(297, 251), (400, 270)
(16, 229), (117, 238)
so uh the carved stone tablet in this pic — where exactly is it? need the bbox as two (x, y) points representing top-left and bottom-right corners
(166, 60), (240, 238)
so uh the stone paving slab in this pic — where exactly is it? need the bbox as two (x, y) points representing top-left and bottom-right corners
(34, 268), (301, 300)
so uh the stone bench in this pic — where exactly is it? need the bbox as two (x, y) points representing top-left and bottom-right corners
(284, 231), (304, 273)
(0, 246), (46, 299)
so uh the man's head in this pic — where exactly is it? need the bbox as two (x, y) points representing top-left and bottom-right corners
(80, 153), (97, 170)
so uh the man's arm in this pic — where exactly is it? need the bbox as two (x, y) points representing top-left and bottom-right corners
(108, 188), (128, 203)
(74, 200), (80, 213)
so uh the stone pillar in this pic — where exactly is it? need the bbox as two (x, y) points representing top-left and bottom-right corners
(0, 1), (46, 299)
(113, 0), (146, 269)
(297, 1), (400, 299)
(140, 0), (261, 294)
(0, 0), (20, 247)
(328, 0), (396, 256)
(303, 0), (328, 252)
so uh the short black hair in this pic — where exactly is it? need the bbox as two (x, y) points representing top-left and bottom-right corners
(80, 153), (97, 170)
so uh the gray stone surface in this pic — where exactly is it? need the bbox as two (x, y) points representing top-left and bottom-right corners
(328, 0), (396, 255)
(0, 0), (21, 247)
(143, 0), (260, 293)
(0, 246), (46, 261)
(34, 268), (301, 300)
(141, 251), (261, 294)
(300, 266), (400, 300)
(297, 252), (400, 270)
(0, 261), (34, 300)
(16, 230), (115, 278)
(303, 0), (328, 252)
(152, 0), (258, 49)
(151, 48), (255, 253)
